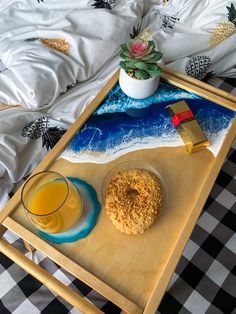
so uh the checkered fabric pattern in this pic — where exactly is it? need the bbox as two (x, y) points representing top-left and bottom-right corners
(207, 77), (236, 96)
(158, 141), (236, 314)
(0, 78), (235, 314)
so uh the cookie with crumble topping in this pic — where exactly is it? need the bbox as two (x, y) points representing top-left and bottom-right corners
(105, 168), (163, 234)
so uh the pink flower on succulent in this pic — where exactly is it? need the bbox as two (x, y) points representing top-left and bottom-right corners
(127, 38), (153, 59)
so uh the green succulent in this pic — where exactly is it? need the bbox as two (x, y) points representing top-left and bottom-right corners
(120, 38), (162, 80)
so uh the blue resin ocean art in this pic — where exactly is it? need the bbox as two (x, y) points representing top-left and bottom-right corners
(37, 177), (100, 244)
(60, 82), (235, 163)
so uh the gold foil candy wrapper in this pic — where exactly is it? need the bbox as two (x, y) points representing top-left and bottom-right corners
(167, 101), (209, 153)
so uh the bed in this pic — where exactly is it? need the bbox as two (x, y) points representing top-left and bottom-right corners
(0, 0), (235, 313)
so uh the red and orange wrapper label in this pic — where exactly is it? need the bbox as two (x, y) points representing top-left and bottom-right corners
(166, 101), (209, 153)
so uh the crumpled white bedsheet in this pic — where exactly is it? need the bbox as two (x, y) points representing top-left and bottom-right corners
(0, 0), (143, 109)
(0, 0), (143, 209)
(0, 0), (235, 210)
(143, 0), (236, 78)
(0, 60), (118, 209)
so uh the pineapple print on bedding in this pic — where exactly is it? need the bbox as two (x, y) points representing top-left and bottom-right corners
(25, 38), (70, 55)
(185, 56), (212, 80)
(210, 3), (236, 47)
(0, 103), (21, 111)
(161, 0), (169, 5)
(92, 0), (116, 9)
(161, 13), (180, 30)
(22, 117), (66, 150)
(40, 38), (70, 55)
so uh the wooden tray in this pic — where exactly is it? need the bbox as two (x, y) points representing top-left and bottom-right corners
(0, 67), (236, 314)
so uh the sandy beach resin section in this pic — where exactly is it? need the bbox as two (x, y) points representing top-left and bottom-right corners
(37, 177), (100, 244)
(60, 82), (235, 163)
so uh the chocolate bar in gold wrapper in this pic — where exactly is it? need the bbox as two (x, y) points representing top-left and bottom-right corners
(167, 101), (209, 153)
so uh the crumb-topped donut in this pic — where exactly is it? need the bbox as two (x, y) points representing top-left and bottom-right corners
(105, 168), (163, 234)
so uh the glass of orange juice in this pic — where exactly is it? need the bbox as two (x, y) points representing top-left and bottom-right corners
(21, 171), (83, 234)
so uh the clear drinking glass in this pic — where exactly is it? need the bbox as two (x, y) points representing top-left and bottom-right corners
(21, 171), (83, 234)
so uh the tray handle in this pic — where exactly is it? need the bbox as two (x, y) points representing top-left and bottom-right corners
(0, 238), (104, 314)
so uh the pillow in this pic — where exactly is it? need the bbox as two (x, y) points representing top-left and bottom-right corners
(0, 0), (143, 108)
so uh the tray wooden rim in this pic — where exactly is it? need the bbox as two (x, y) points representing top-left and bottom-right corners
(1, 66), (236, 314)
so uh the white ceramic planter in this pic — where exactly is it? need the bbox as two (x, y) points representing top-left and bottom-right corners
(119, 68), (160, 99)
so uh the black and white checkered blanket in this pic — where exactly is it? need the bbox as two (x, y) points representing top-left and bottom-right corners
(0, 78), (235, 314)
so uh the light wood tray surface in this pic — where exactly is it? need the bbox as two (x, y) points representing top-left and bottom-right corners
(1, 67), (236, 314)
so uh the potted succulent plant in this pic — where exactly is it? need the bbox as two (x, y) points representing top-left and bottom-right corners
(119, 36), (162, 99)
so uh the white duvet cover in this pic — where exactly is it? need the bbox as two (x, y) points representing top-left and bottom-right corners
(0, 0), (235, 210)
(0, 0), (143, 208)
(143, 0), (236, 79)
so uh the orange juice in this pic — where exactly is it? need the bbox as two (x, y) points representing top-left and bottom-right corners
(29, 180), (82, 233)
